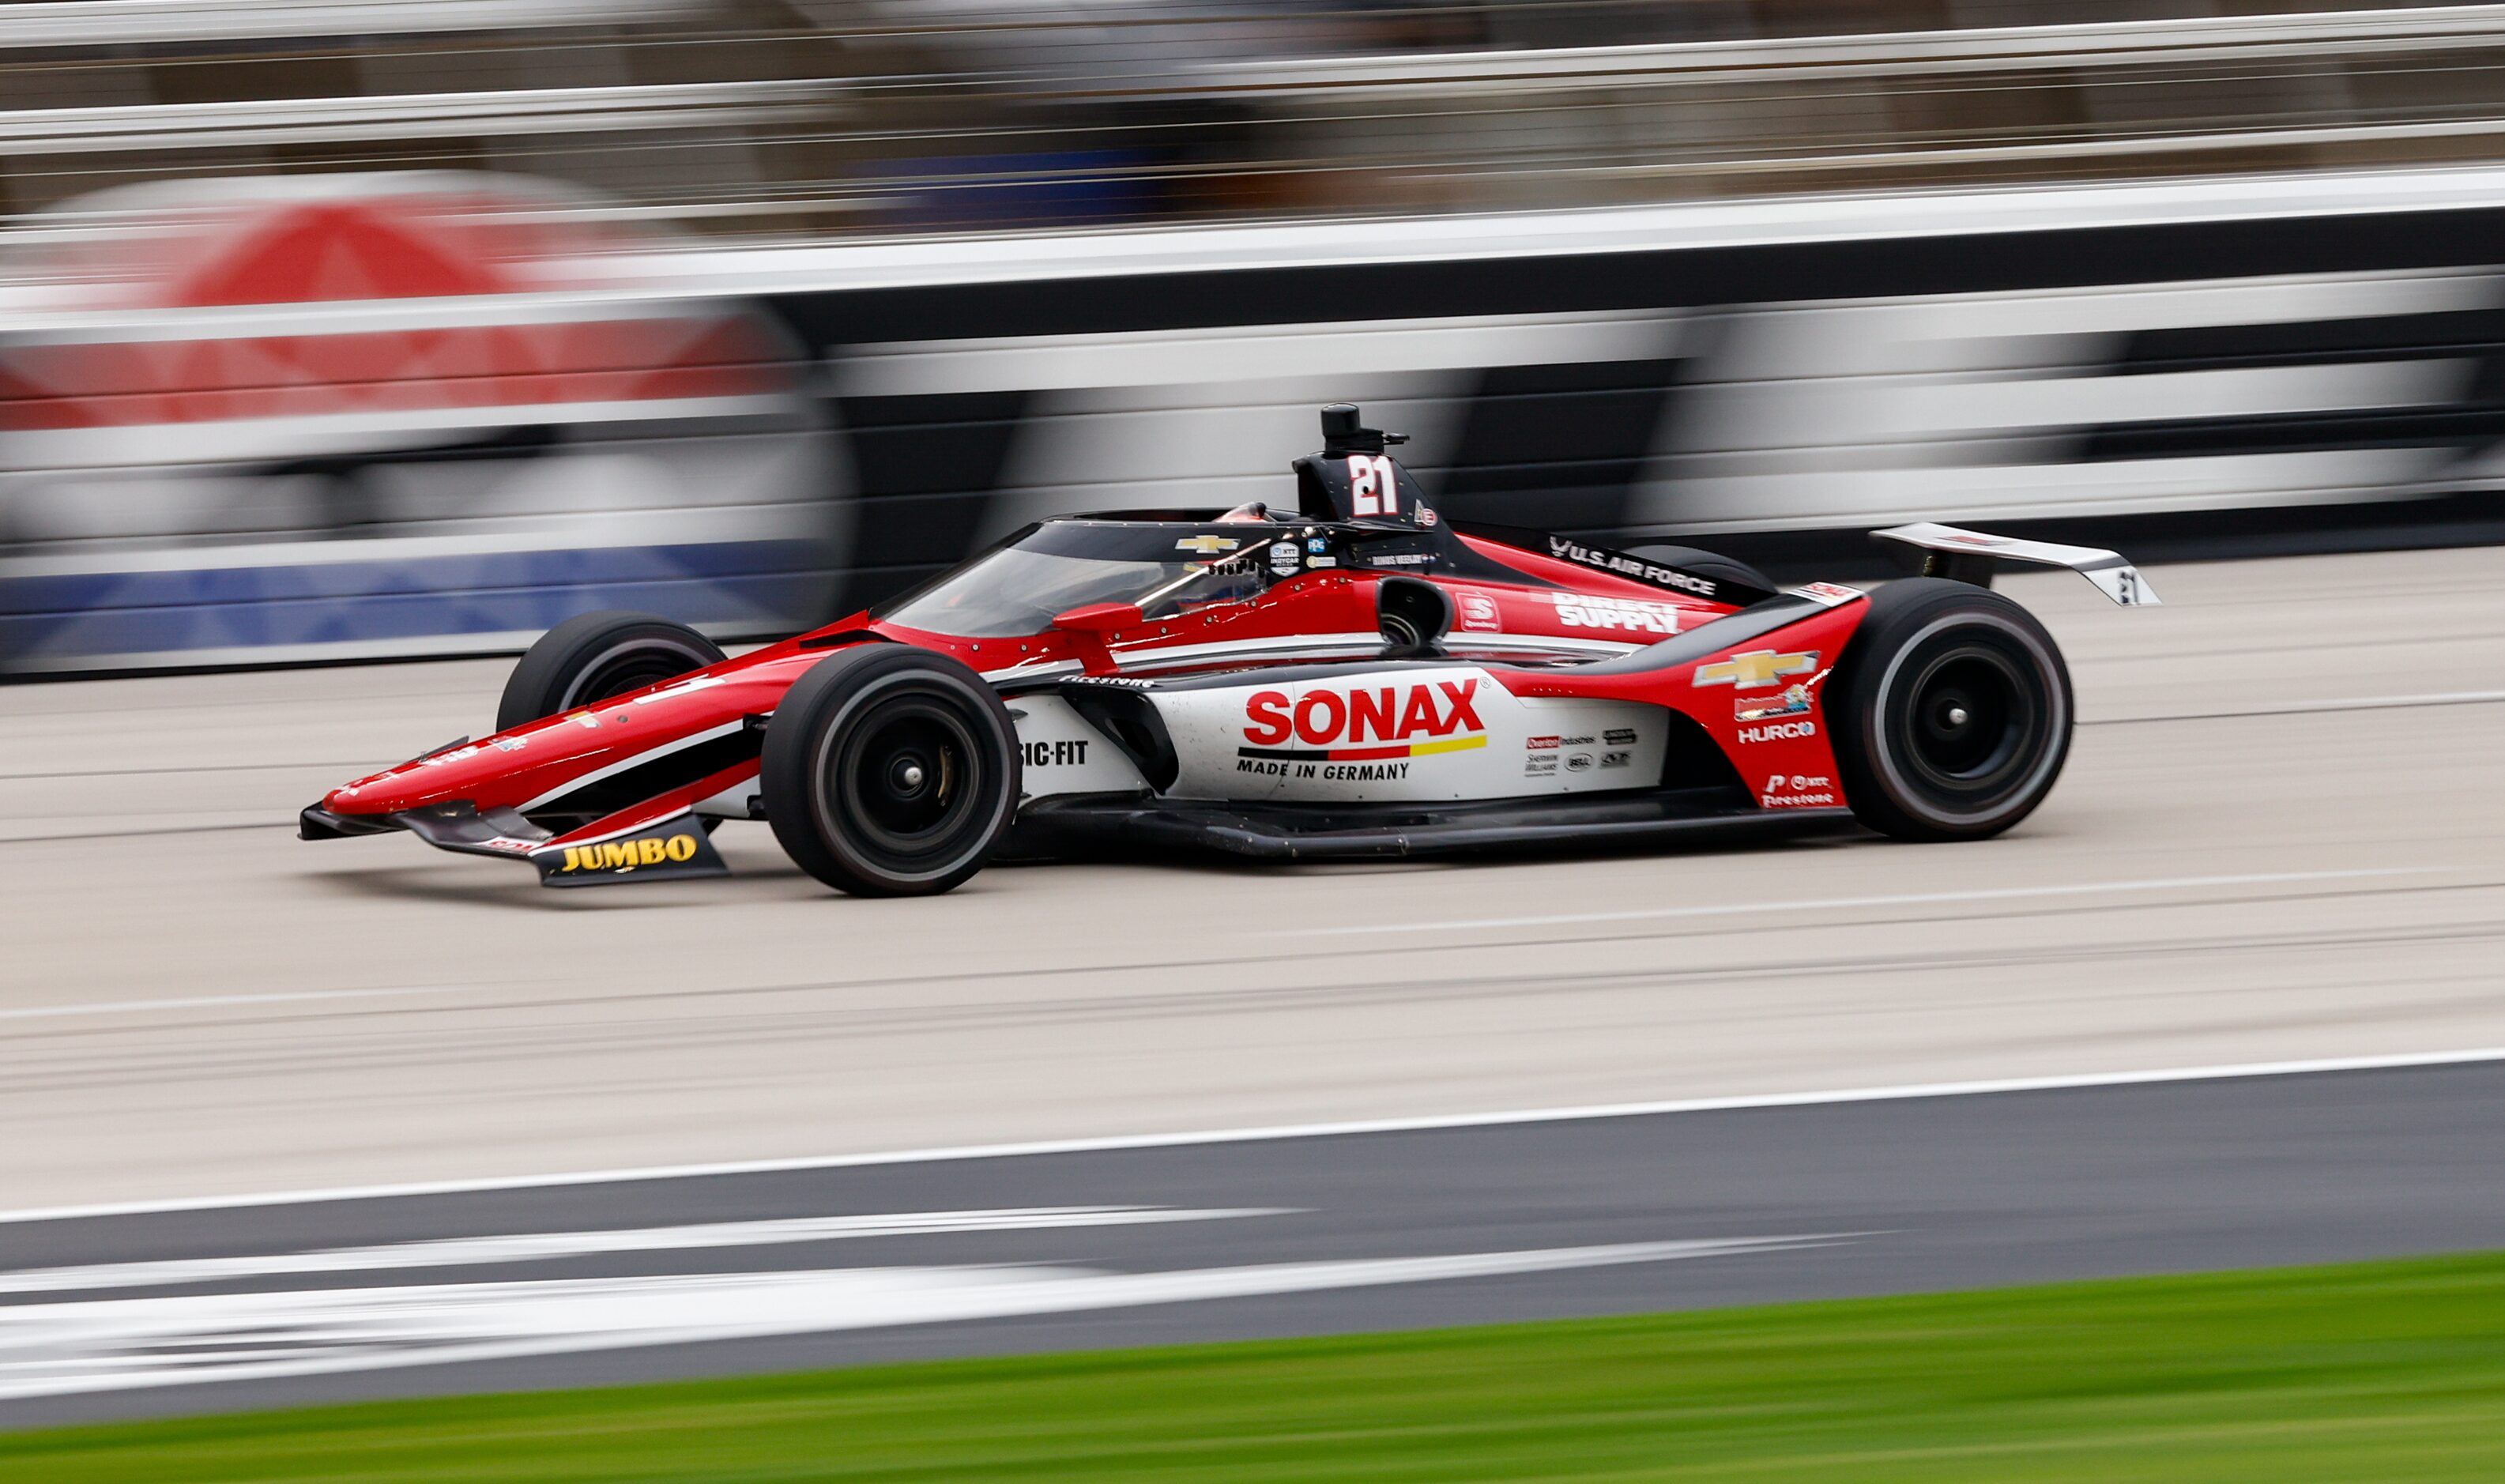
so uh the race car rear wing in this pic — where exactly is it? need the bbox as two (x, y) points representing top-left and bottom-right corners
(1871, 522), (2159, 608)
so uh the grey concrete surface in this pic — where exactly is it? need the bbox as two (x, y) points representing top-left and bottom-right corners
(5, 1060), (2504, 1426)
(6, 548), (2505, 1211)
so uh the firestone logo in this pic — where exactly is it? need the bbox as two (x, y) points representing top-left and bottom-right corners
(1760, 772), (1836, 807)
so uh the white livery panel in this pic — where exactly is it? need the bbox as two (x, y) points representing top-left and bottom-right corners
(1008, 694), (1149, 800)
(1148, 665), (1668, 804)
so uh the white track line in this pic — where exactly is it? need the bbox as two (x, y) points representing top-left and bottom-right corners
(8, 1044), (2505, 1228)
(2096, 687), (2505, 724)
(0, 1237), (1854, 1403)
(1296, 867), (2443, 938)
(8, 868), (2445, 1026)
(0, 1207), (1292, 1297)
(0, 985), (460, 1023)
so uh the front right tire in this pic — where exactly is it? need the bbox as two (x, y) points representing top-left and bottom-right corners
(761, 646), (1022, 896)
(1826, 578), (2073, 842)
(496, 611), (725, 733)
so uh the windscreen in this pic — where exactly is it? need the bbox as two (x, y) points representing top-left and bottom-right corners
(875, 522), (1278, 638)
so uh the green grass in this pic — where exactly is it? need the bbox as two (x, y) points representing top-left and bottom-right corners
(11, 1252), (2505, 1481)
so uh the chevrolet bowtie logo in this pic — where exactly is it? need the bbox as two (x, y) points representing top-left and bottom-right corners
(1174, 535), (1239, 555)
(1693, 649), (1820, 689)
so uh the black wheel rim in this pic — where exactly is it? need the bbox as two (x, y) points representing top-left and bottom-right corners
(1892, 641), (2040, 799)
(828, 696), (985, 859)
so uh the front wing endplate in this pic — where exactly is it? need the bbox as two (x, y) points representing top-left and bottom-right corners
(531, 815), (727, 887)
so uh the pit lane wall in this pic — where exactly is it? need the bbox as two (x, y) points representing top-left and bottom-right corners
(11, 167), (2505, 673)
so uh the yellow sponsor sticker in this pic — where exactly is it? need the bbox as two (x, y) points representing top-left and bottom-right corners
(1692, 649), (1819, 690)
(557, 831), (702, 875)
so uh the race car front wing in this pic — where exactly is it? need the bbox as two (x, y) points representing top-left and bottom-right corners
(300, 800), (729, 887)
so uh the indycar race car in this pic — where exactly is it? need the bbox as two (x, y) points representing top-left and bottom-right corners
(301, 405), (2156, 895)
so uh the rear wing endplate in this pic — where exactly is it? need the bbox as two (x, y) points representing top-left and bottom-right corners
(1871, 522), (2159, 608)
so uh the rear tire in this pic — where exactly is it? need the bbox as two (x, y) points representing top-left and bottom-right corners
(497, 612), (725, 732)
(761, 646), (1021, 896)
(1826, 578), (2071, 842)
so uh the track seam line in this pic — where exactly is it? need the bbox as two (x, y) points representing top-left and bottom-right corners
(6, 872), (2477, 1033)
(1297, 867), (2433, 937)
(1, 821), (287, 846)
(2087, 687), (2505, 725)
(8, 1045), (2505, 1227)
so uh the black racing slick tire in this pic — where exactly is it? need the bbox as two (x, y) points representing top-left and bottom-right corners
(760, 646), (1021, 897)
(1624, 544), (1776, 597)
(1826, 578), (2073, 842)
(496, 612), (725, 733)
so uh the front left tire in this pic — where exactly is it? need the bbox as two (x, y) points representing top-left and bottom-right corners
(760, 646), (1022, 896)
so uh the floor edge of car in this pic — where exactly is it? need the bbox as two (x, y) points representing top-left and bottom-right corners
(1007, 789), (1855, 861)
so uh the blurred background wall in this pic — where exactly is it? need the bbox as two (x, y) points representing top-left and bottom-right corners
(7, 0), (2505, 670)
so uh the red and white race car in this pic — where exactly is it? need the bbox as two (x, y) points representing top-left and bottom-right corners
(301, 405), (2155, 895)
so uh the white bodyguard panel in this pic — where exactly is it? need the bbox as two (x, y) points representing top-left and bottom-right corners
(1008, 695), (1149, 801)
(1147, 665), (1669, 804)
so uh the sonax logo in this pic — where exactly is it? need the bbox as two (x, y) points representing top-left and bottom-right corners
(1241, 680), (1486, 762)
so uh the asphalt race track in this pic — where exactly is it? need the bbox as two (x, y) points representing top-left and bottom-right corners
(4, 1058), (2505, 1425)
(12, 545), (2505, 1420)
(14, 539), (2505, 1213)
(11, 546), (2505, 1214)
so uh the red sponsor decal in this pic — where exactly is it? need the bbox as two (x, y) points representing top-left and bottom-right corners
(1791, 582), (1864, 607)
(1242, 680), (1483, 759)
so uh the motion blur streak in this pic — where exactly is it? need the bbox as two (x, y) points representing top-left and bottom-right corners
(12, 6), (2505, 669)
(0, 1207), (1294, 1295)
(5, 2), (2502, 230)
(6, 0), (2505, 1451)
(9, 1059), (2505, 1426)
(0, 1238), (1844, 1403)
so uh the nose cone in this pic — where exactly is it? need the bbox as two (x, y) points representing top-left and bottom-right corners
(324, 737), (513, 816)
(315, 649), (808, 825)
(322, 711), (610, 816)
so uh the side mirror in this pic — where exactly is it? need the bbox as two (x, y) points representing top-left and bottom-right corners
(1052, 601), (1143, 633)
